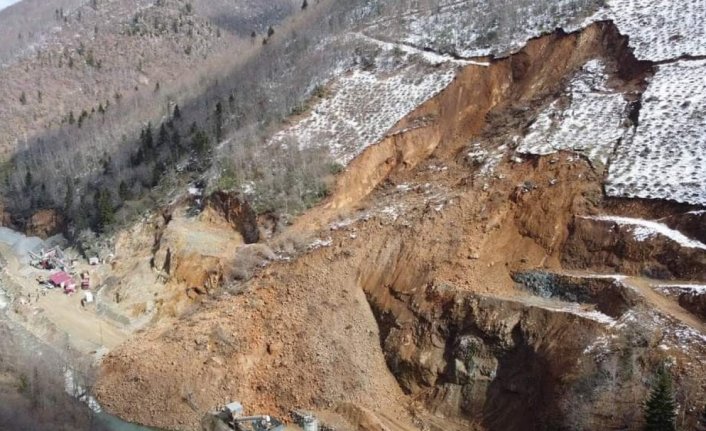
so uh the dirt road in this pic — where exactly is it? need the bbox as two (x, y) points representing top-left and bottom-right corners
(558, 270), (706, 334)
(622, 276), (706, 334)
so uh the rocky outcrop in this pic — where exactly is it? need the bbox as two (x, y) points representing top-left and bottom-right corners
(562, 216), (706, 281)
(24, 209), (65, 238)
(364, 282), (608, 430)
(511, 271), (642, 318)
(679, 290), (706, 320)
(664, 210), (706, 244)
(203, 191), (260, 244)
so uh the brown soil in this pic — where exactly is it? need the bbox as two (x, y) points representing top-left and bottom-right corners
(95, 23), (706, 431)
(562, 216), (706, 281)
(24, 209), (65, 238)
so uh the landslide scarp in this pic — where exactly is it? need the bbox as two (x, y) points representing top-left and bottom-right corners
(96, 21), (706, 431)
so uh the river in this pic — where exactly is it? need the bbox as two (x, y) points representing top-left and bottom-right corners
(95, 412), (161, 431)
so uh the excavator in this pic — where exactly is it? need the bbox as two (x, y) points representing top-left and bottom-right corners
(205, 402), (287, 431)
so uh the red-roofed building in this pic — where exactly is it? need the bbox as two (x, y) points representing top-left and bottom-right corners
(49, 272), (76, 293)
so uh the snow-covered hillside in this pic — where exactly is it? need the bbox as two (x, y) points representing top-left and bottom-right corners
(268, 36), (463, 164)
(517, 60), (629, 166)
(606, 60), (706, 206)
(365, 0), (603, 58)
(270, 0), (706, 207)
(594, 0), (706, 62)
(512, 0), (706, 206)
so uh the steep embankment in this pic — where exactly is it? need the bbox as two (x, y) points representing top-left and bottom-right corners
(301, 21), (645, 227)
(97, 21), (706, 431)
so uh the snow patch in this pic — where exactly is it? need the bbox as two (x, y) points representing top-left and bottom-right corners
(64, 368), (101, 413)
(656, 284), (706, 295)
(308, 238), (333, 250)
(187, 185), (203, 197)
(380, 205), (401, 221)
(562, 305), (617, 325)
(577, 273), (628, 281)
(583, 334), (611, 355)
(355, 32), (487, 67)
(582, 215), (706, 250)
(0, 287), (8, 309)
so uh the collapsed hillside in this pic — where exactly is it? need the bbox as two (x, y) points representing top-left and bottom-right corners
(95, 22), (706, 431)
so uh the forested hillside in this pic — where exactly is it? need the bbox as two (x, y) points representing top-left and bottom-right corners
(0, 0), (320, 237)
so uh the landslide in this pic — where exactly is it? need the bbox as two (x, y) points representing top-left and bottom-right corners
(96, 22), (706, 431)
(300, 21), (647, 227)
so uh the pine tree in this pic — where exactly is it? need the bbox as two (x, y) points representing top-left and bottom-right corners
(151, 162), (165, 187)
(644, 365), (676, 431)
(118, 180), (130, 201)
(173, 104), (181, 120)
(214, 101), (224, 143)
(171, 129), (181, 154)
(191, 129), (210, 155)
(64, 178), (74, 212)
(141, 123), (154, 161)
(95, 189), (115, 232)
(267, 26), (275, 38)
(158, 123), (168, 147)
(302, 0), (308, 9)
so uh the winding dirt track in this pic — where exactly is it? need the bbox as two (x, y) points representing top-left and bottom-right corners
(622, 276), (706, 334)
(559, 270), (706, 334)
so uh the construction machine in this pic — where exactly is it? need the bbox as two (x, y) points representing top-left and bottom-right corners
(206, 402), (286, 431)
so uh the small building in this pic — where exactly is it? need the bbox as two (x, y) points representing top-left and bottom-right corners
(88, 257), (100, 266)
(49, 272), (76, 293)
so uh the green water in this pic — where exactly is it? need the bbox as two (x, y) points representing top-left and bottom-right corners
(95, 412), (162, 431)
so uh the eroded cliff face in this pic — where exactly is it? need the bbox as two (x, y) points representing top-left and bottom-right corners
(562, 216), (706, 280)
(96, 23), (706, 431)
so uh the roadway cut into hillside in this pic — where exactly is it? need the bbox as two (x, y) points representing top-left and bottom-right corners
(96, 22), (706, 431)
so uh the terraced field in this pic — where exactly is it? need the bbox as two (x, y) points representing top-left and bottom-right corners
(517, 60), (628, 166)
(606, 60), (706, 206)
(268, 36), (460, 163)
(365, 0), (603, 57)
(598, 0), (706, 61)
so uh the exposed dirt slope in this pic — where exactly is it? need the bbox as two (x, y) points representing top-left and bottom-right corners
(96, 23), (706, 431)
